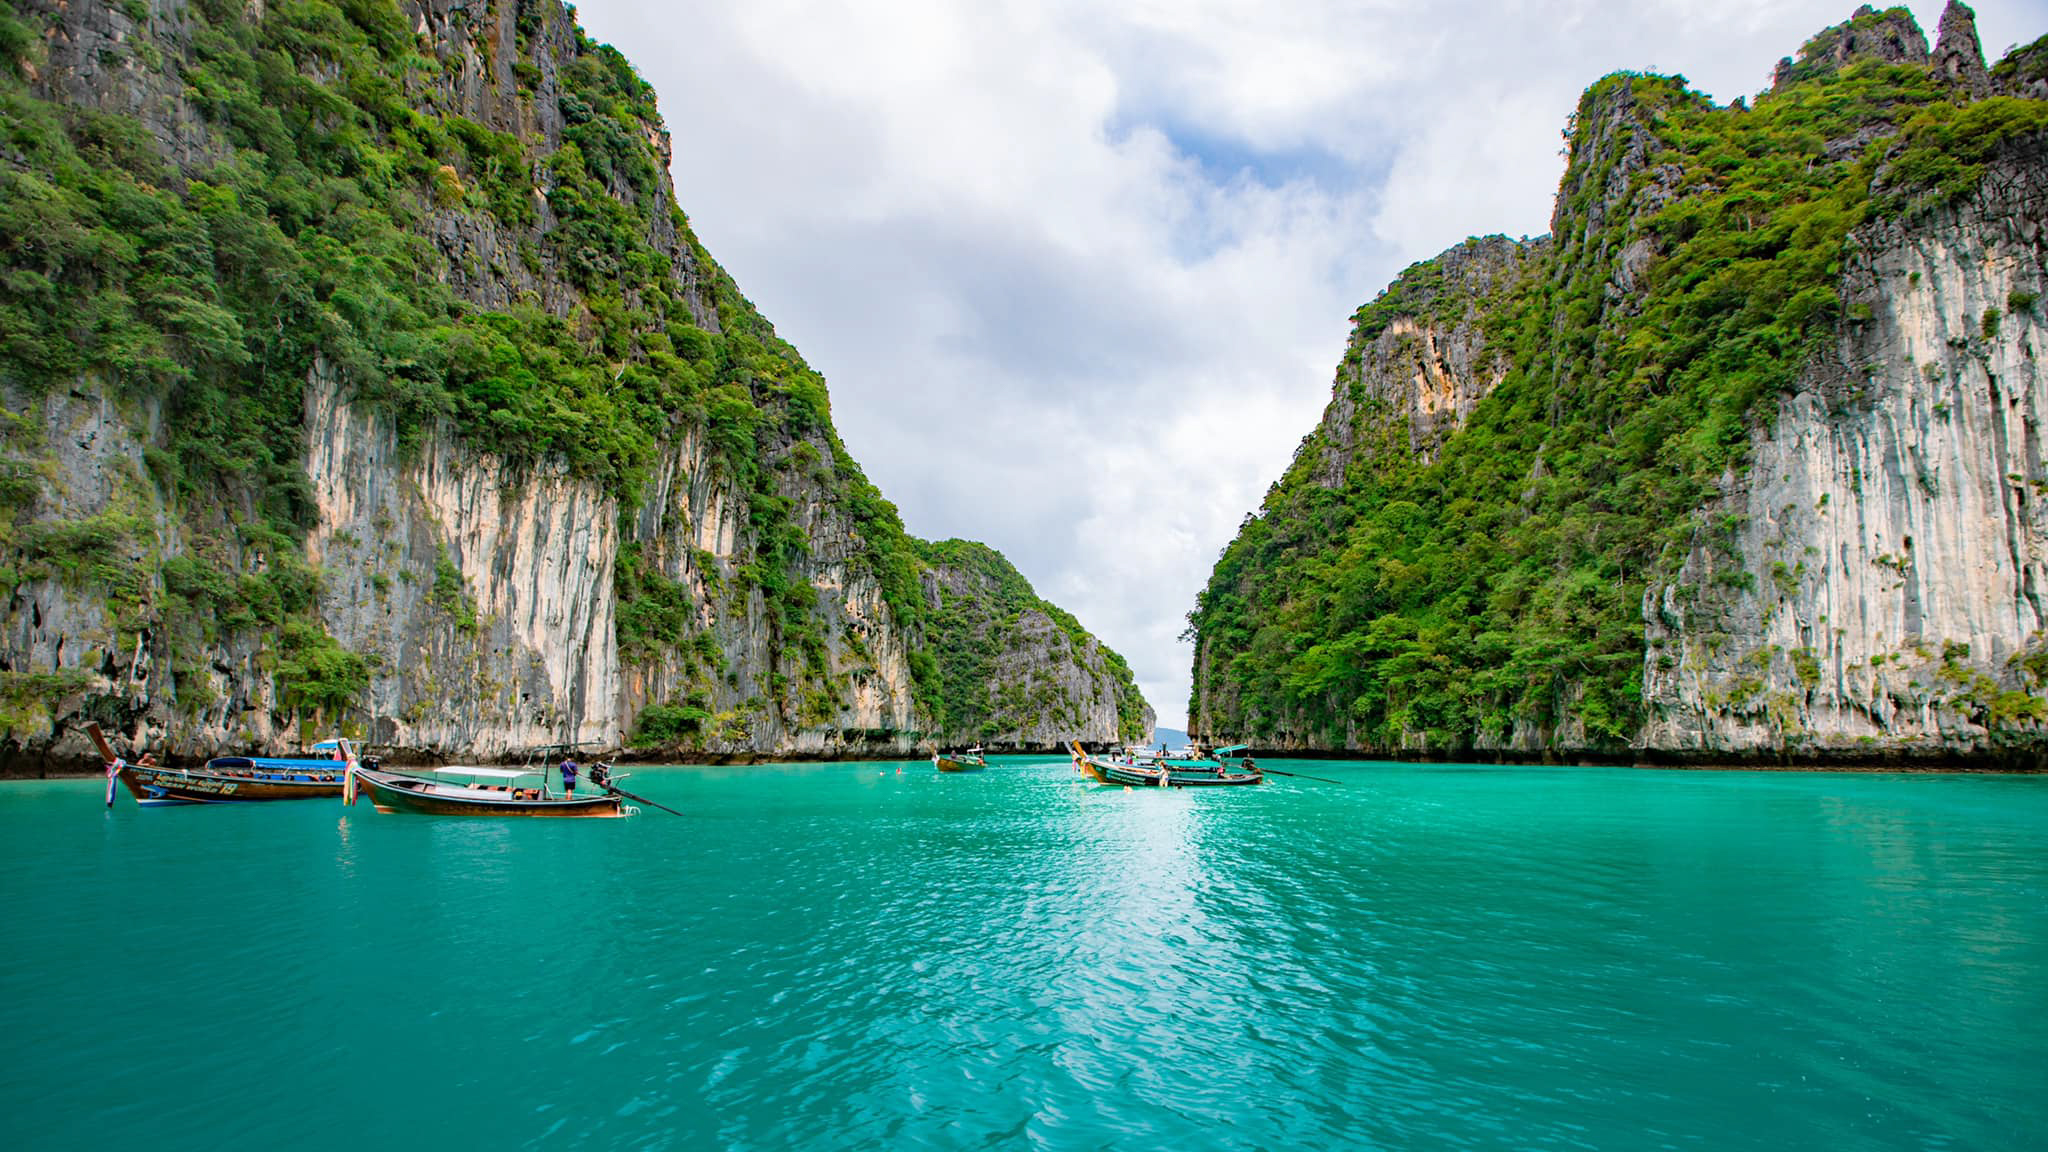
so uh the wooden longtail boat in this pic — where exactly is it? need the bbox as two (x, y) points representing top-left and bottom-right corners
(933, 746), (988, 773)
(89, 724), (348, 807)
(1067, 740), (1263, 788)
(118, 761), (348, 806)
(348, 765), (631, 818)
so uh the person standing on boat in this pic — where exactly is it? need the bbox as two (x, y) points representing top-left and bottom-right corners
(559, 757), (579, 797)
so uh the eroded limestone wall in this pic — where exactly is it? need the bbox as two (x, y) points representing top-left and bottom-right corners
(1643, 148), (2048, 759)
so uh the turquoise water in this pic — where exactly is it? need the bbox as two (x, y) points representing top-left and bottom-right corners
(3, 759), (2045, 1150)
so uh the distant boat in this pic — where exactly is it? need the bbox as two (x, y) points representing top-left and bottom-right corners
(89, 724), (350, 807)
(346, 764), (630, 818)
(1068, 741), (1263, 788)
(933, 747), (988, 773)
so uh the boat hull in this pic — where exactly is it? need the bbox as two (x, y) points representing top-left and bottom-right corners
(1160, 768), (1263, 787)
(934, 756), (987, 773)
(118, 764), (346, 807)
(352, 769), (627, 818)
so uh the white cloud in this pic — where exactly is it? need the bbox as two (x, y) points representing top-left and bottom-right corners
(572, 0), (2046, 728)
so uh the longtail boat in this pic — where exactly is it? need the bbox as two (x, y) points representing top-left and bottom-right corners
(89, 724), (350, 807)
(1121, 743), (1257, 770)
(1067, 740), (1263, 788)
(934, 746), (988, 773)
(347, 764), (631, 818)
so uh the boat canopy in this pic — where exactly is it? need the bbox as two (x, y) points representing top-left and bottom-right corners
(1212, 745), (1250, 756)
(312, 740), (341, 750)
(432, 766), (537, 779)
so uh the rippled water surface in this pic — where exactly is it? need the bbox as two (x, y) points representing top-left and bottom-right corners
(4, 759), (2046, 1150)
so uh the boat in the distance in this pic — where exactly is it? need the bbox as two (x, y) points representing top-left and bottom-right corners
(933, 746), (988, 773)
(347, 764), (631, 818)
(90, 724), (353, 807)
(1068, 740), (1263, 788)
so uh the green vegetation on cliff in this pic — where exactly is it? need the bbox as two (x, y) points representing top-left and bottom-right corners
(0, 0), (1147, 746)
(1189, 18), (2048, 751)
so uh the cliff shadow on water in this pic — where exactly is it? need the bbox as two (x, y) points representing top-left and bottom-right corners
(1188, 3), (2048, 770)
(0, 0), (1151, 775)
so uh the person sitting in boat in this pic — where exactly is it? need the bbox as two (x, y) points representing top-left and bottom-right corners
(560, 757), (579, 796)
(137, 752), (159, 767)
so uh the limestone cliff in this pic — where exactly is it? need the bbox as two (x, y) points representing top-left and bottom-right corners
(1640, 134), (2047, 762)
(0, 0), (1149, 771)
(1189, 3), (2048, 765)
(915, 539), (1152, 750)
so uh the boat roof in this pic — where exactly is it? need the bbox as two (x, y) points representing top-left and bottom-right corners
(432, 766), (538, 780)
(1212, 745), (1249, 755)
(311, 740), (341, 750)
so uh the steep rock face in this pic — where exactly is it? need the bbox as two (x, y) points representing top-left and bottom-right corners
(1642, 142), (2048, 760)
(304, 373), (619, 758)
(612, 424), (935, 758)
(0, 386), (164, 759)
(0, 0), (1148, 770)
(25, 0), (224, 168)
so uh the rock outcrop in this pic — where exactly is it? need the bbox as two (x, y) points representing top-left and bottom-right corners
(1991, 32), (2048, 102)
(1774, 5), (1928, 91)
(1313, 237), (1541, 479)
(1934, 0), (1995, 97)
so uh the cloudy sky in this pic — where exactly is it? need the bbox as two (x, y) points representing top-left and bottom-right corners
(572, 0), (2045, 728)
